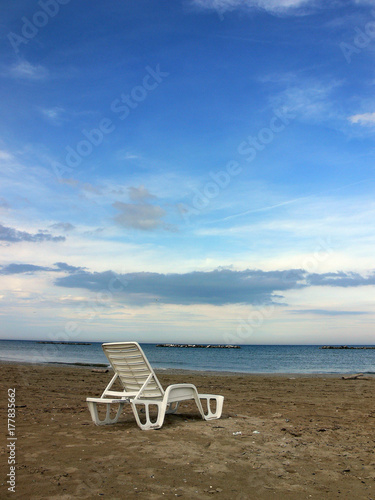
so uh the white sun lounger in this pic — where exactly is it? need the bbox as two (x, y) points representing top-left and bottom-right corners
(86, 342), (224, 430)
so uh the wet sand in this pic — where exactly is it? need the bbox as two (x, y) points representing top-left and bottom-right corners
(0, 362), (374, 499)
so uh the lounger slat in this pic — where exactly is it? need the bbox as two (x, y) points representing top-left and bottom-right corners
(102, 342), (165, 398)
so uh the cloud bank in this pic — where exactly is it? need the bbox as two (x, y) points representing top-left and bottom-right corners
(51, 267), (375, 306)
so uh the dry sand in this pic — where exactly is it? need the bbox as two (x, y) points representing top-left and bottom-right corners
(1, 362), (374, 499)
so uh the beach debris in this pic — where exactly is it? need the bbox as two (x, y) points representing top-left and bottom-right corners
(341, 373), (367, 380)
(252, 430), (260, 434)
(232, 431), (242, 436)
(204, 487), (223, 494)
(91, 368), (109, 373)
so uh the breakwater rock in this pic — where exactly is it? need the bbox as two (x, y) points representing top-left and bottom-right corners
(37, 341), (92, 345)
(320, 345), (375, 349)
(156, 344), (240, 349)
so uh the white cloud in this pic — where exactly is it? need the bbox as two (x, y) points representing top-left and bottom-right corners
(348, 112), (375, 126)
(8, 61), (48, 80)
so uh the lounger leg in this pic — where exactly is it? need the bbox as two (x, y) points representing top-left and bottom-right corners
(166, 401), (180, 414)
(87, 401), (124, 425)
(197, 395), (224, 420)
(131, 400), (168, 430)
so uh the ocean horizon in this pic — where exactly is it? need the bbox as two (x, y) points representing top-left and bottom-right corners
(1, 339), (375, 374)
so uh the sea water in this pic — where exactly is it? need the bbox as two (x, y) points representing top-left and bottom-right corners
(0, 339), (375, 374)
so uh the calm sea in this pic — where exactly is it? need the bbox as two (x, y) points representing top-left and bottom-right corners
(0, 340), (375, 374)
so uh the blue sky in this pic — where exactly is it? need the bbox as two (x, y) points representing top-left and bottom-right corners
(1, 0), (375, 344)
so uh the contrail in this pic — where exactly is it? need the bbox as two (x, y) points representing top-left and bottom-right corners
(214, 196), (310, 223)
(206, 178), (375, 225)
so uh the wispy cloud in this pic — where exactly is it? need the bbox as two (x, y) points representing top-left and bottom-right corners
(49, 222), (75, 232)
(190, 0), (319, 15)
(293, 309), (369, 315)
(39, 106), (65, 125)
(8, 61), (49, 80)
(269, 79), (342, 122)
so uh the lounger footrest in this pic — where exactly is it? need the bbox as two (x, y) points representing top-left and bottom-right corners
(198, 394), (224, 420)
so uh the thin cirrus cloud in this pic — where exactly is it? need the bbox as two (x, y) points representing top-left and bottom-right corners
(39, 106), (66, 125)
(269, 79), (342, 122)
(8, 61), (49, 80)
(294, 309), (369, 316)
(0, 223), (65, 243)
(190, 0), (320, 14)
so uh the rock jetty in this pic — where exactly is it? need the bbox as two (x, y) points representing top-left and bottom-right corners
(156, 344), (240, 349)
(37, 341), (92, 345)
(320, 345), (375, 349)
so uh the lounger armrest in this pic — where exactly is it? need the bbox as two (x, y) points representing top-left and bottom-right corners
(86, 397), (130, 403)
(164, 383), (200, 403)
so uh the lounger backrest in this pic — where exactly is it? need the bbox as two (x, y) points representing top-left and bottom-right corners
(102, 342), (164, 398)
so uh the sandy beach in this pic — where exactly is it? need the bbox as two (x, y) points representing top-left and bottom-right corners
(1, 362), (374, 499)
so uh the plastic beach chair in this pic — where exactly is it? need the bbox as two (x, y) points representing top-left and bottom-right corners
(86, 342), (224, 430)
